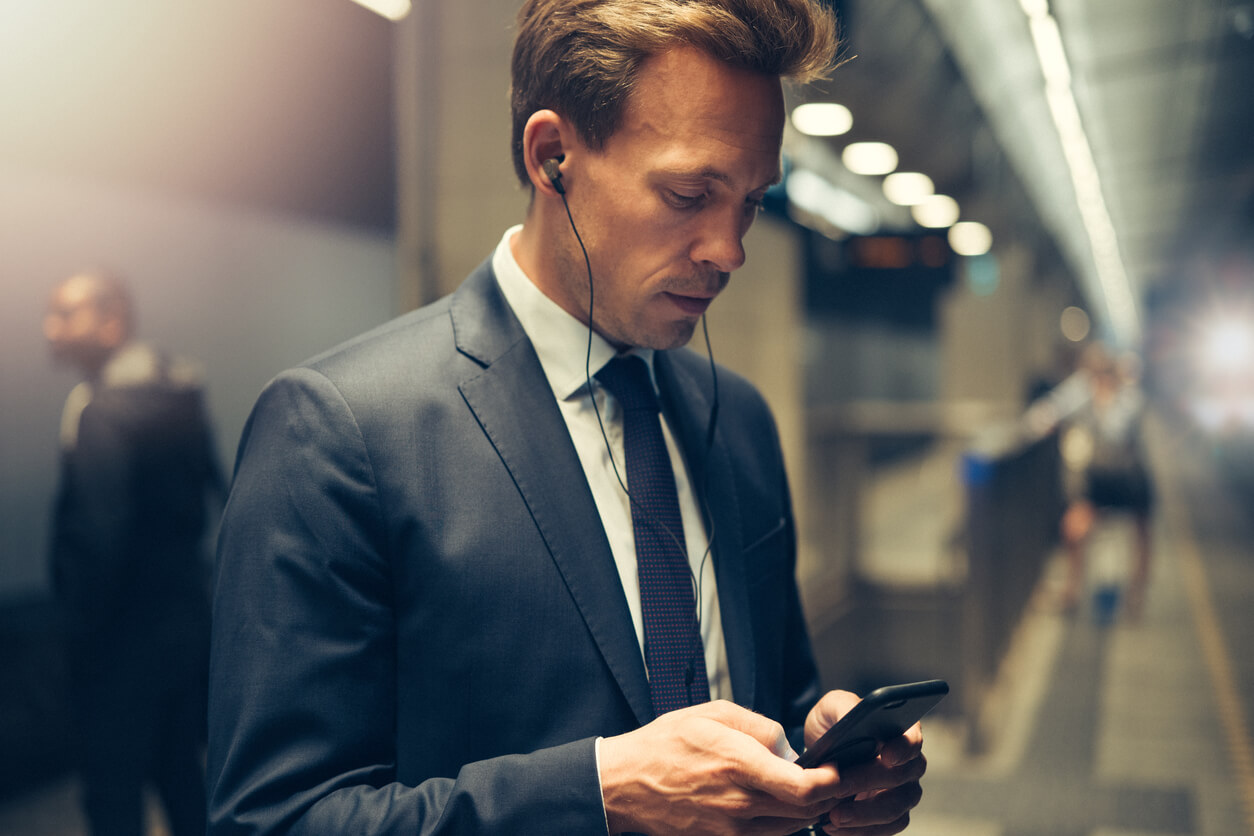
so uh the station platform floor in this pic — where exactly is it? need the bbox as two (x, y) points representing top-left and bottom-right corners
(907, 415), (1254, 836)
(0, 412), (1251, 836)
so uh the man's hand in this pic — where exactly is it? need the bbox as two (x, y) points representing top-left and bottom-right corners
(803, 691), (927, 835)
(599, 700), (843, 835)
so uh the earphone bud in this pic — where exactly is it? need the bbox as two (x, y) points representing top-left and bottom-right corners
(542, 158), (565, 194)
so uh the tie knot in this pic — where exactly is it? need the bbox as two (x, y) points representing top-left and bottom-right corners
(596, 355), (659, 414)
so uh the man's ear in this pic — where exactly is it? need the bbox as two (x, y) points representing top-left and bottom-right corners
(522, 109), (570, 197)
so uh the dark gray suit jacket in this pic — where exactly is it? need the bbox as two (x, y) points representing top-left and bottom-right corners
(207, 260), (821, 835)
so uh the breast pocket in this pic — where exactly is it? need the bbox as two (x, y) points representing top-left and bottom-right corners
(742, 515), (789, 584)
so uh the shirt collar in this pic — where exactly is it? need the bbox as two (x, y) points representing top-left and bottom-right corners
(491, 225), (655, 401)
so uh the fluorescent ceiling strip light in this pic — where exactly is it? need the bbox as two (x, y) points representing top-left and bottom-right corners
(1023, 1), (1139, 345)
(349, 0), (412, 21)
(786, 170), (878, 235)
(1028, 15), (1071, 87)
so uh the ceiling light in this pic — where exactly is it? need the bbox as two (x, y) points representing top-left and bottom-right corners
(1060, 306), (1091, 342)
(785, 170), (878, 235)
(841, 141), (898, 176)
(1018, 0), (1049, 19)
(882, 172), (934, 205)
(348, 0), (412, 21)
(1199, 315), (1254, 375)
(948, 221), (993, 256)
(1029, 15), (1071, 87)
(911, 194), (960, 228)
(1019, 0), (1139, 346)
(791, 102), (853, 137)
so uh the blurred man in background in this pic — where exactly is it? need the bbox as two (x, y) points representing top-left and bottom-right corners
(44, 271), (221, 836)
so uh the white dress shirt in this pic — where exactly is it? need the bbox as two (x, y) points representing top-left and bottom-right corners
(491, 225), (731, 702)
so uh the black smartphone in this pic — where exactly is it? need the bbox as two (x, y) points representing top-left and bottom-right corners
(795, 679), (949, 769)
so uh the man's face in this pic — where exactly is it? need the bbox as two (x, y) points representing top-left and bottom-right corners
(43, 278), (113, 372)
(552, 46), (785, 350)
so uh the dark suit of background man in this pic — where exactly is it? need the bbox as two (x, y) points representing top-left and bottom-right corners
(44, 272), (221, 836)
(208, 1), (929, 834)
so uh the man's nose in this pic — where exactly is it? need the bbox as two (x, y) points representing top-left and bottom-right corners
(690, 207), (749, 274)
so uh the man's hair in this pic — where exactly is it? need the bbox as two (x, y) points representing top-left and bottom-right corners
(509, 0), (840, 186)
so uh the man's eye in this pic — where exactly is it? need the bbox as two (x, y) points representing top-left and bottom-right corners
(664, 191), (705, 210)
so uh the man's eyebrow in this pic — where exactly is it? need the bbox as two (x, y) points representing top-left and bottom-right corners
(667, 167), (783, 191)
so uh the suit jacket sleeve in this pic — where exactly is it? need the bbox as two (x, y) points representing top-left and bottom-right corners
(207, 367), (607, 836)
(52, 399), (133, 629)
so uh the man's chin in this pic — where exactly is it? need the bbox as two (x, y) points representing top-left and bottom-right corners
(597, 314), (699, 352)
(639, 320), (699, 352)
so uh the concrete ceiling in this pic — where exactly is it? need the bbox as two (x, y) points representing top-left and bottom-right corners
(827, 0), (1254, 343)
(4, 0), (1250, 342)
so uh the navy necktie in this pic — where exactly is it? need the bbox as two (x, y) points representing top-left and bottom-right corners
(596, 355), (710, 716)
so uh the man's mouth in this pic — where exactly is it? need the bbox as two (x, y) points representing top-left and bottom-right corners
(664, 292), (715, 316)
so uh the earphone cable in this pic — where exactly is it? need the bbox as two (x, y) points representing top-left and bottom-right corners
(557, 186), (718, 688)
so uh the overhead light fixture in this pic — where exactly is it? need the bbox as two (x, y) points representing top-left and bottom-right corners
(911, 194), (960, 228)
(1029, 14), (1071, 87)
(882, 171), (935, 205)
(1021, 0), (1139, 346)
(348, 0), (412, 21)
(791, 102), (853, 137)
(948, 221), (993, 256)
(1018, 0), (1050, 21)
(841, 141), (898, 176)
(785, 169), (878, 235)
(1199, 314), (1254, 375)
(1060, 306), (1091, 342)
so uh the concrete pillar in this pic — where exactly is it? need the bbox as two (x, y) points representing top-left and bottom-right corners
(940, 240), (1038, 410)
(393, 0), (440, 312)
(395, 0), (525, 310)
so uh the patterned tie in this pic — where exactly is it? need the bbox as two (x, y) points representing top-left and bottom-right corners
(596, 355), (709, 717)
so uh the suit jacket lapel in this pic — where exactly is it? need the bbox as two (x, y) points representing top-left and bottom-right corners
(451, 263), (654, 726)
(654, 352), (757, 711)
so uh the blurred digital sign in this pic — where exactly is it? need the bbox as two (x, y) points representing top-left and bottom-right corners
(805, 231), (956, 329)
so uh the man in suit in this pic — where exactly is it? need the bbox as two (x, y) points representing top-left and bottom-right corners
(207, 1), (928, 834)
(45, 271), (219, 836)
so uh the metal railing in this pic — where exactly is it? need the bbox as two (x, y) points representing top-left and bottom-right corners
(801, 401), (1062, 751)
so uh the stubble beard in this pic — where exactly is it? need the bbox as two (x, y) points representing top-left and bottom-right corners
(550, 230), (706, 352)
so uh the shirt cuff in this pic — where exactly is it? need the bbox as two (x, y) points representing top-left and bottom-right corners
(594, 736), (611, 834)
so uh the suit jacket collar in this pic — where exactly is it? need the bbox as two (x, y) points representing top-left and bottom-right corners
(451, 262), (653, 725)
(451, 261), (757, 719)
